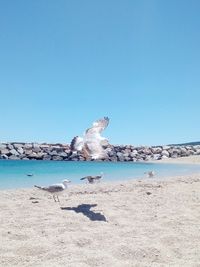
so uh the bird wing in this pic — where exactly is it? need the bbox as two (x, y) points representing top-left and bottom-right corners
(85, 117), (109, 136)
(80, 176), (91, 180)
(44, 183), (65, 193)
(70, 136), (84, 151)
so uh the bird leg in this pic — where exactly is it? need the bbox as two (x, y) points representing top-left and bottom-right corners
(53, 195), (60, 202)
(56, 195), (60, 202)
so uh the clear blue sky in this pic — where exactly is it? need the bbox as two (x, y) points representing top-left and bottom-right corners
(0, 0), (200, 145)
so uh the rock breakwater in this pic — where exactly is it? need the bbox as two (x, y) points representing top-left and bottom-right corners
(0, 142), (200, 162)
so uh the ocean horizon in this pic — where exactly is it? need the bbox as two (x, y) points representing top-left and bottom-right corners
(0, 159), (200, 190)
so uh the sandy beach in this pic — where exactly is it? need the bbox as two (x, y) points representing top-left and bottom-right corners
(1, 156), (200, 267)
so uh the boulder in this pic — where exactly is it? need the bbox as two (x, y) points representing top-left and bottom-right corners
(0, 154), (8, 159)
(0, 144), (7, 150)
(161, 155), (169, 159)
(59, 152), (68, 158)
(32, 147), (41, 153)
(17, 147), (24, 154)
(24, 144), (33, 149)
(151, 147), (162, 154)
(43, 155), (52, 160)
(0, 149), (10, 155)
(9, 155), (20, 160)
(24, 150), (33, 155)
(13, 143), (23, 149)
(7, 144), (14, 150)
(161, 150), (169, 157)
(52, 155), (63, 161)
(162, 146), (171, 150)
(10, 149), (19, 156)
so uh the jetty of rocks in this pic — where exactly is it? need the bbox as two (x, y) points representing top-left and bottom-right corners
(0, 142), (200, 162)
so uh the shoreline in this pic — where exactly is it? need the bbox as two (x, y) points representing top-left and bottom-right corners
(1, 156), (200, 266)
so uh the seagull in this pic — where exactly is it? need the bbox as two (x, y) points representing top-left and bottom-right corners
(80, 173), (103, 184)
(34, 180), (71, 202)
(70, 117), (109, 160)
(144, 171), (155, 178)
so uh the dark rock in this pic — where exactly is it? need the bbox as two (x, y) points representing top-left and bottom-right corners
(52, 155), (63, 161)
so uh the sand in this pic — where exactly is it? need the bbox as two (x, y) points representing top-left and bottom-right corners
(159, 155), (200, 164)
(0, 156), (200, 267)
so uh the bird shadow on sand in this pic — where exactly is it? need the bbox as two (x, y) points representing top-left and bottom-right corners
(61, 204), (107, 222)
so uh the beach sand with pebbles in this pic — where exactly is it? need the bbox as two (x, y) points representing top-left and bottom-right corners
(1, 156), (200, 267)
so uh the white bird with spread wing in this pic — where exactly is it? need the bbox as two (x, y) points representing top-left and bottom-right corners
(70, 117), (110, 160)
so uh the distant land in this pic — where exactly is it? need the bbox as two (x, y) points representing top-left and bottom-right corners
(168, 141), (200, 146)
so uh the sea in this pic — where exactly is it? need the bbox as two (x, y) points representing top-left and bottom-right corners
(0, 159), (200, 190)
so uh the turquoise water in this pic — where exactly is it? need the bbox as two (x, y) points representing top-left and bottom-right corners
(0, 160), (200, 190)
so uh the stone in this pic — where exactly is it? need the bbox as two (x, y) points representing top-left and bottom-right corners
(162, 146), (171, 150)
(13, 143), (23, 149)
(130, 150), (138, 156)
(59, 152), (68, 158)
(9, 155), (20, 160)
(153, 154), (162, 160)
(161, 155), (169, 159)
(10, 149), (19, 156)
(142, 148), (152, 155)
(17, 147), (24, 154)
(24, 144), (33, 149)
(52, 155), (63, 161)
(145, 155), (152, 161)
(71, 158), (78, 161)
(0, 144), (7, 149)
(0, 154), (8, 159)
(28, 152), (38, 158)
(40, 144), (50, 149)
(32, 143), (40, 148)
(51, 146), (64, 153)
(118, 156), (125, 161)
(24, 150), (33, 155)
(151, 147), (162, 153)
(49, 151), (59, 156)
(43, 155), (52, 160)
(32, 147), (41, 153)
(7, 144), (14, 150)
(110, 157), (118, 162)
(117, 152), (123, 157)
(195, 149), (200, 155)
(161, 150), (169, 157)
(171, 154), (178, 158)
(0, 149), (10, 155)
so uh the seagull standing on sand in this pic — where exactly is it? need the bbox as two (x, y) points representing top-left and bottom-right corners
(70, 117), (110, 160)
(144, 171), (155, 178)
(80, 173), (103, 184)
(34, 180), (71, 202)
